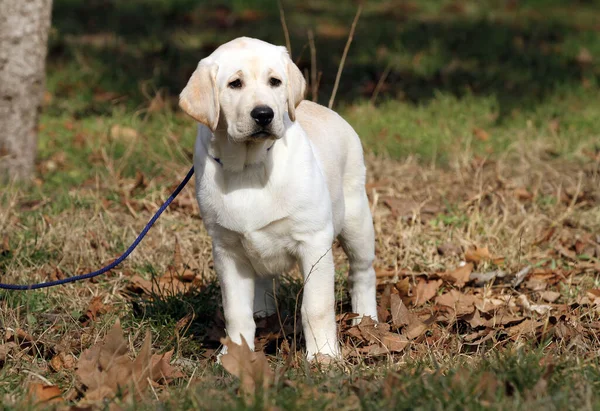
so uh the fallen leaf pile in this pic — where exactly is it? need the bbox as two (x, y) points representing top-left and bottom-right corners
(1, 114), (598, 408)
(219, 336), (274, 401)
(75, 320), (183, 405)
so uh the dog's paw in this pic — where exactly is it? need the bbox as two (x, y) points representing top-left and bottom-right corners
(311, 353), (338, 366)
(306, 346), (341, 365)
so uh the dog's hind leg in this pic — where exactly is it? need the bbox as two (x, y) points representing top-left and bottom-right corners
(338, 191), (378, 324)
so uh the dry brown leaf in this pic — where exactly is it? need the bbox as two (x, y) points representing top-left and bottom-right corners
(130, 171), (148, 196)
(514, 187), (533, 201)
(110, 125), (139, 142)
(488, 308), (524, 326)
(28, 383), (63, 405)
(539, 291), (561, 303)
(395, 277), (410, 297)
(390, 294), (426, 339)
(436, 290), (479, 316)
(465, 309), (491, 328)
(172, 237), (183, 270)
(465, 246), (491, 263)
(472, 127), (490, 141)
(4, 328), (42, 356)
(128, 240), (202, 296)
(359, 344), (389, 356)
(534, 227), (556, 245)
(127, 274), (198, 295)
(76, 321), (128, 396)
(442, 263), (473, 288)
(576, 47), (593, 65)
(0, 235), (9, 254)
(85, 296), (107, 321)
(151, 349), (185, 383)
(381, 198), (440, 221)
(49, 352), (76, 372)
(376, 267), (397, 280)
(390, 293), (411, 328)
(219, 336), (274, 397)
(130, 331), (153, 396)
(381, 334), (409, 352)
(351, 316), (410, 353)
(412, 279), (442, 306)
(75, 320), (182, 404)
(361, 334), (408, 355)
(517, 294), (553, 315)
(437, 242), (462, 256)
(507, 319), (543, 339)
(0, 342), (16, 368)
(357, 316), (391, 344)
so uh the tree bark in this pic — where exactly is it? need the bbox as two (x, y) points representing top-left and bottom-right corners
(0, 0), (52, 182)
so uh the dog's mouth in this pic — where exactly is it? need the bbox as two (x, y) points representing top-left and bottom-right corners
(250, 130), (273, 138)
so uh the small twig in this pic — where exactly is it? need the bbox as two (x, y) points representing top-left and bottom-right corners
(294, 42), (309, 65)
(517, 226), (525, 267)
(271, 277), (287, 348)
(277, 0), (292, 55)
(22, 370), (53, 386)
(308, 30), (318, 102)
(147, 377), (159, 401)
(328, 3), (363, 109)
(185, 365), (198, 390)
(370, 61), (393, 105)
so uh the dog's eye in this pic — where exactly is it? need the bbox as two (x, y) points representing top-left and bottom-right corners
(228, 79), (242, 89)
(269, 77), (282, 87)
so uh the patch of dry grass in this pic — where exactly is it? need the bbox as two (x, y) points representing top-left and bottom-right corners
(1, 135), (598, 407)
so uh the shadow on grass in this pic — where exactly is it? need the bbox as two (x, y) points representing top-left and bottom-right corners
(48, 0), (600, 121)
(129, 272), (307, 355)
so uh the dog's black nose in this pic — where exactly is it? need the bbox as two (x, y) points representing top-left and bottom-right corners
(250, 105), (274, 127)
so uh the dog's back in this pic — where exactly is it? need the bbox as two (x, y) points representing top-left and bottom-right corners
(296, 100), (368, 230)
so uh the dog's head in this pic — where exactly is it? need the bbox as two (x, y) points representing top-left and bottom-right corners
(179, 37), (306, 143)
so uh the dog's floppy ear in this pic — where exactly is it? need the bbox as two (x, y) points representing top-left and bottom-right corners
(284, 51), (306, 122)
(179, 61), (220, 131)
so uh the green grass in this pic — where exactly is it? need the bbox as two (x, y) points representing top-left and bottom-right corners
(39, 0), (599, 175)
(344, 84), (600, 162)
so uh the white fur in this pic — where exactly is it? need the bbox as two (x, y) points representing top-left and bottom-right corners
(180, 37), (377, 360)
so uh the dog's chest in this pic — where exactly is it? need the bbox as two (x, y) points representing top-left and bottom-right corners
(199, 173), (300, 275)
(239, 223), (297, 275)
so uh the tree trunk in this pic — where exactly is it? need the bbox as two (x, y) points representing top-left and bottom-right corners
(0, 0), (52, 182)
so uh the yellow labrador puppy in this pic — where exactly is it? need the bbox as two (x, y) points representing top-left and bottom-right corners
(179, 37), (377, 360)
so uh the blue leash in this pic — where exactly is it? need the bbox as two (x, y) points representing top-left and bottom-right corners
(0, 167), (195, 291)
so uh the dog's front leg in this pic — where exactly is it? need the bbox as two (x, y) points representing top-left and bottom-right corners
(213, 245), (257, 353)
(298, 235), (340, 360)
